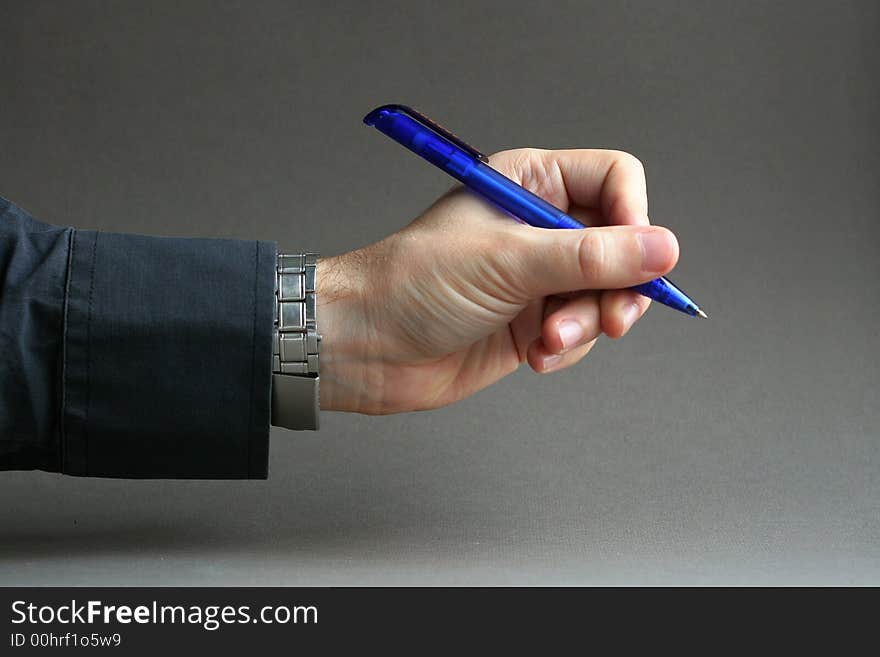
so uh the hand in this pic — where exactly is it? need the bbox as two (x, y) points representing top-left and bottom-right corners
(316, 148), (679, 415)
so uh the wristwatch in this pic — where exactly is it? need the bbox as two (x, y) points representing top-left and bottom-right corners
(271, 253), (321, 430)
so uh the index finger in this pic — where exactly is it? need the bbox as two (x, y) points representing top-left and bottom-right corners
(489, 148), (650, 227)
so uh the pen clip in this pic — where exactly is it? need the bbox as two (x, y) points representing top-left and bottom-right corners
(379, 105), (489, 163)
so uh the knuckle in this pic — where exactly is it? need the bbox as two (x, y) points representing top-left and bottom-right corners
(500, 147), (541, 172)
(487, 147), (518, 165)
(577, 230), (607, 285)
(512, 149), (559, 192)
(489, 148), (554, 192)
(615, 150), (645, 176)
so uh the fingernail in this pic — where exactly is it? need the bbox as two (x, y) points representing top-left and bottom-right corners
(558, 320), (583, 350)
(542, 354), (562, 371)
(622, 302), (641, 333)
(639, 229), (673, 273)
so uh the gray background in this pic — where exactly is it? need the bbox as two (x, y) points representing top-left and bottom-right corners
(1, 0), (877, 585)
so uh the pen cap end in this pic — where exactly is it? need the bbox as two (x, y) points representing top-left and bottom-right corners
(364, 104), (406, 127)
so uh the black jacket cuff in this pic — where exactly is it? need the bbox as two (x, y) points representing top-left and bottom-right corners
(61, 229), (276, 479)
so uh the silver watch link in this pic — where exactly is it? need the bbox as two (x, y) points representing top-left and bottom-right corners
(271, 253), (321, 430)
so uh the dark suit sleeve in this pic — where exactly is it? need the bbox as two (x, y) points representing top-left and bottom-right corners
(0, 197), (276, 478)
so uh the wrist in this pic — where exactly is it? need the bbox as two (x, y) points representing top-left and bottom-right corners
(316, 252), (377, 414)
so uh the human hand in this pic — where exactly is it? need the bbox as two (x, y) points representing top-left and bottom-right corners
(316, 148), (679, 415)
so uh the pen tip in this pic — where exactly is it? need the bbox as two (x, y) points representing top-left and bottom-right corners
(696, 309), (708, 319)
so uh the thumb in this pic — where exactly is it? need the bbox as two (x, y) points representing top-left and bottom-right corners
(508, 225), (679, 297)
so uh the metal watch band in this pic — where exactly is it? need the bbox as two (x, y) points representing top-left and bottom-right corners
(271, 253), (321, 430)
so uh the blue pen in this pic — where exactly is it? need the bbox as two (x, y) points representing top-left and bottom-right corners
(364, 104), (707, 319)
